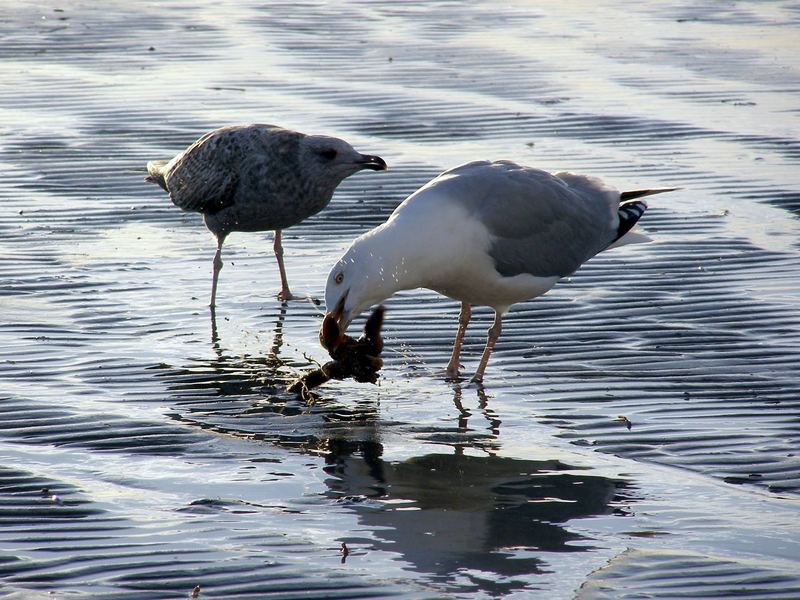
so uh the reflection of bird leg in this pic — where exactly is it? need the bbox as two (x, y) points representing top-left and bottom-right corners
(267, 303), (287, 366)
(208, 301), (292, 392)
(477, 387), (502, 436)
(257, 302), (292, 389)
(274, 230), (296, 302)
(448, 387), (502, 456)
(451, 385), (470, 432)
(210, 305), (221, 350)
(207, 303), (229, 371)
(450, 384), (502, 446)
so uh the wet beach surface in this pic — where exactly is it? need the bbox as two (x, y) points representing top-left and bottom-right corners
(1, 1), (800, 598)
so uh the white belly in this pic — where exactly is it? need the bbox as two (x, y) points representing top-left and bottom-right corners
(431, 269), (559, 313)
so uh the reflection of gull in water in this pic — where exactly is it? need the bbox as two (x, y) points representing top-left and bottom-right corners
(325, 160), (676, 382)
(145, 124), (386, 305)
(157, 305), (294, 408)
(323, 440), (636, 596)
(158, 306), (383, 440)
(210, 305), (287, 384)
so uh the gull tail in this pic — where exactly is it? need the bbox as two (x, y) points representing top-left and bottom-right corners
(606, 187), (679, 250)
(145, 160), (169, 191)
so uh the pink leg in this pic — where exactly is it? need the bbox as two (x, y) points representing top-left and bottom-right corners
(274, 230), (296, 301)
(446, 302), (472, 379)
(210, 234), (225, 308)
(472, 310), (503, 383)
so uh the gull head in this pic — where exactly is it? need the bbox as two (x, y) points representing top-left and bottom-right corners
(301, 135), (386, 187)
(324, 233), (400, 332)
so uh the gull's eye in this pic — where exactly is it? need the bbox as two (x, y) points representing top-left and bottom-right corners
(334, 272), (344, 284)
(319, 148), (337, 160)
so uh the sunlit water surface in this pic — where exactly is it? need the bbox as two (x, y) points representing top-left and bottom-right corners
(1, 1), (800, 598)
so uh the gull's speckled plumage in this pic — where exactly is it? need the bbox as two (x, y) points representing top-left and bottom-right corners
(146, 123), (386, 305)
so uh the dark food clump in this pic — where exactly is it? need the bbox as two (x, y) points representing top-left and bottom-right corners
(288, 306), (385, 397)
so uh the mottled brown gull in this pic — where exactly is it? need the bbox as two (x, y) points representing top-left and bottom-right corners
(146, 124), (387, 306)
(324, 160), (676, 383)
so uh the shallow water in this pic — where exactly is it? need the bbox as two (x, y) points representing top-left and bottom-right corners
(1, 1), (800, 598)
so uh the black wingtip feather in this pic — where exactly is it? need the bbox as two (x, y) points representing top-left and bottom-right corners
(614, 200), (648, 243)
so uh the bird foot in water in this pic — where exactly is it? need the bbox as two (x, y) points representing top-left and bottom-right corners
(288, 306), (385, 396)
(444, 363), (463, 382)
(468, 374), (486, 389)
(277, 290), (298, 302)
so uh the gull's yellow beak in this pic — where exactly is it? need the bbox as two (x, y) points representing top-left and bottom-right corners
(328, 290), (351, 332)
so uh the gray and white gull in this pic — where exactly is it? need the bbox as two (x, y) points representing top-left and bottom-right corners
(146, 124), (386, 306)
(324, 160), (676, 382)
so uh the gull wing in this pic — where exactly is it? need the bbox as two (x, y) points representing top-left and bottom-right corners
(432, 161), (620, 278)
(162, 127), (245, 214)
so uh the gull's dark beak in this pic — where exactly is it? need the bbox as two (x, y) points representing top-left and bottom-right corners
(328, 290), (352, 331)
(357, 154), (387, 171)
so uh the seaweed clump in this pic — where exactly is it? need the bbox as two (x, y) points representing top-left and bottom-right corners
(288, 306), (385, 398)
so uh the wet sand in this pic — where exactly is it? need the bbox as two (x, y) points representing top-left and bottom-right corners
(1, 1), (800, 598)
